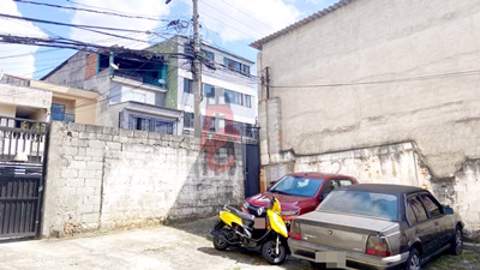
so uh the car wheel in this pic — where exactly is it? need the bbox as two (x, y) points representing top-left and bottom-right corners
(405, 248), (421, 270)
(261, 239), (287, 265)
(450, 227), (463, 256)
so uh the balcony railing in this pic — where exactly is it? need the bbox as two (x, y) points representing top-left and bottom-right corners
(51, 112), (75, 123)
(113, 70), (166, 88)
(0, 116), (48, 163)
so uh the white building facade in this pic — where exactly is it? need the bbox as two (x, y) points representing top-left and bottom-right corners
(153, 36), (258, 138)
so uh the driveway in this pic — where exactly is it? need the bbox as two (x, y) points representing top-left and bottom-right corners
(0, 217), (478, 270)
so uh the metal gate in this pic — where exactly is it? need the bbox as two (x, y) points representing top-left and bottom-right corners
(244, 143), (260, 198)
(0, 117), (48, 241)
(0, 165), (43, 240)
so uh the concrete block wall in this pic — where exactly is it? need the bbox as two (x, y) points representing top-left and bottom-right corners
(42, 122), (244, 237)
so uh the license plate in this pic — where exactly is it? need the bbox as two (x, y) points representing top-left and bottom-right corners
(254, 218), (266, 229)
(315, 251), (346, 268)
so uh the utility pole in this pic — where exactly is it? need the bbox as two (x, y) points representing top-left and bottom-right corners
(191, 0), (202, 138)
(166, 0), (202, 138)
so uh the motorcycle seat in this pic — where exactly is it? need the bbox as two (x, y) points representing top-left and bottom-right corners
(226, 206), (255, 226)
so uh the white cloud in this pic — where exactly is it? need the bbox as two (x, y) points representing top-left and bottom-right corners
(69, 0), (171, 49)
(197, 0), (301, 42)
(0, 0), (47, 78)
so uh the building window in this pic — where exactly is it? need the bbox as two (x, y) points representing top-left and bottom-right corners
(202, 49), (215, 63)
(51, 103), (74, 122)
(51, 103), (65, 121)
(128, 115), (174, 134)
(244, 95), (252, 108)
(184, 78), (193, 94)
(224, 89), (243, 106)
(202, 116), (216, 132)
(184, 112), (194, 128)
(203, 83), (215, 98)
(223, 57), (250, 76)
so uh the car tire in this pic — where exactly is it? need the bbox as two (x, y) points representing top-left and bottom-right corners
(310, 262), (326, 270)
(261, 239), (287, 265)
(449, 227), (463, 256)
(405, 248), (421, 270)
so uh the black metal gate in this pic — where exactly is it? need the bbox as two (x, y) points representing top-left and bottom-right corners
(0, 117), (48, 241)
(0, 165), (43, 240)
(244, 143), (260, 198)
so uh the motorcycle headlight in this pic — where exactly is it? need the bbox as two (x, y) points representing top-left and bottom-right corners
(281, 209), (300, 216)
(257, 207), (265, 216)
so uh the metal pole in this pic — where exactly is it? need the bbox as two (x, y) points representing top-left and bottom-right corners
(192, 0), (202, 138)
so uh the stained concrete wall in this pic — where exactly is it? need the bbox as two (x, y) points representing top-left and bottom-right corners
(257, 0), (480, 237)
(43, 122), (244, 237)
(264, 141), (480, 238)
(44, 51), (88, 89)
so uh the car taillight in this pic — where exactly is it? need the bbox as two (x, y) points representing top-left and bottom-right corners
(289, 221), (302, 240)
(366, 235), (391, 257)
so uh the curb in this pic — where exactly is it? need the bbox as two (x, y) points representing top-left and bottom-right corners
(464, 242), (480, 248)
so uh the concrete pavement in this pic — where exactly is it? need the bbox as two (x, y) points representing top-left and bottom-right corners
(0, 217), (477, 270)
(0, 218), (308, 270)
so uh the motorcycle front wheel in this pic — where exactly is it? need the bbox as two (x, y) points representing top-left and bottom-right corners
(261, 238), (287, 265)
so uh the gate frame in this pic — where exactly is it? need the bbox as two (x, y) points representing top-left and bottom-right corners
(0, 163), (45, 241)
(0, 117), (50, 241)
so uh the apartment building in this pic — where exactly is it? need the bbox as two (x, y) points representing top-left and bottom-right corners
(42, 50), (183, 135)
(151, 35), (258, 138)
(41, 37), (257, 137)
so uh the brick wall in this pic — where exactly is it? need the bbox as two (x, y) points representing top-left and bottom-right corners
(84, 53), (98, 80)
(42, 122), (244, 237)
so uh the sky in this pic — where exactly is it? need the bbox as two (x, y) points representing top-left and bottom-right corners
(0, 0), (338, 79)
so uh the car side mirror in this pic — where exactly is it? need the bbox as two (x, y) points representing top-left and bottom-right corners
(443, 205), (454, 215)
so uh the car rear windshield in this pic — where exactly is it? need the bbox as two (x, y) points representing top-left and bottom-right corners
(318, 190), (399, 221)
(270, 176), (323, 197)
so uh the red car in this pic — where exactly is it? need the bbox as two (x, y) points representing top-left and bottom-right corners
(243, 172), (358, 221)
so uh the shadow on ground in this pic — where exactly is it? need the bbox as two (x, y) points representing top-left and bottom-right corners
(169, 217), (480, 270)
(197, 246), (310, 270)
(168, 216), (218, 239)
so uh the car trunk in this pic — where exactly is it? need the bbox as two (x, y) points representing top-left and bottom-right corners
(296, 211), (399, 253)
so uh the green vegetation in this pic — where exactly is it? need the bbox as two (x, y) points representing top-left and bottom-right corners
(427, 250), (480, 270)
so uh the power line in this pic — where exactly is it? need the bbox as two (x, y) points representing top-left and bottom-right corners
(64, 0), (183, 21)
(270, 69), (480, 89)
(0, 34), (189, 60)
(0, 48), (61, 60)
(218, 0), (272, 29)
(0, 13), (160, 35)
(199, 0), (266, 39)
(13, 0), (171, 22)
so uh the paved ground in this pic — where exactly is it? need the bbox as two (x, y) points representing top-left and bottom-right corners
(0, 217), (478, 270)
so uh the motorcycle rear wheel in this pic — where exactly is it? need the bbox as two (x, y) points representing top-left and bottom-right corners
(213, 229), (230, 251)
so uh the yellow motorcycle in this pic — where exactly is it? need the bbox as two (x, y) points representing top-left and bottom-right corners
(210, 197), (289, 265)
